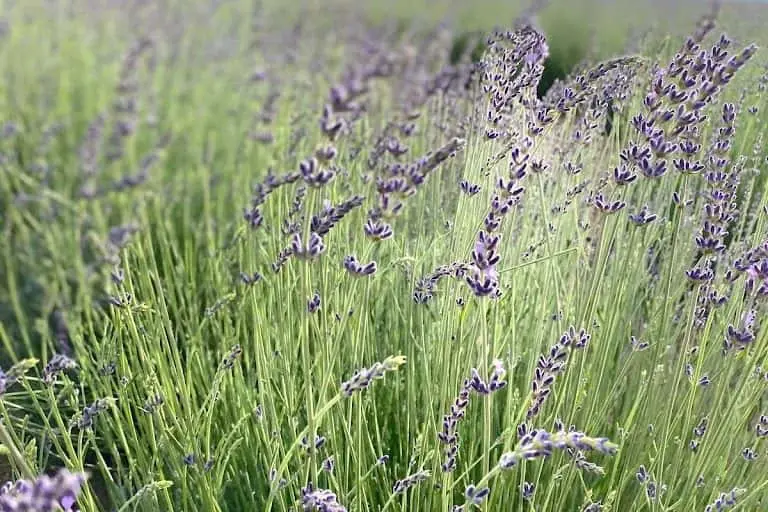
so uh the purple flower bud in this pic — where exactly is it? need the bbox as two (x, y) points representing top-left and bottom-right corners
(459, 180), (481, 196)
(363, 219), (393, 241)
(629, 206), (657, 226)
(613, 165), (637, 185)
(342, 255), (377, 277)
(0, 469), (87, 512)
(42, 354), (77, 384)
(307, 292), (321, 313)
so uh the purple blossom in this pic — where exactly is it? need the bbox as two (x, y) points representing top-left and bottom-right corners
(314, 144), (338, 163)
(526, 328), (588, 420)
(629, 206), (657, 226)
(321, 456), (335, 473)
(307, 292), (321, 314)
(755, 415), (768, 438)
(464, 485), (490, 506)
(0, 469), (87, 512)
(300, 434), (326, 453)
(42, 355), (77, 385)
(591, 192), (626, 214)
(341, 356), (406, 397)
(301, 482), (346, 512)
(392, 470), (430, 495)
(704, 487), (746, 512)
(363, 219), (393, 241)
(630, 336), (650, 351)
(74, 398), (113, 430)
(311, 196), (365, 236)
(521, 481), (535, 500)
(221, 344), (242, 370)
(612, 164), (637, 185)
(300, 157), (335, 188)
(342, 255), (377, 277)
(439, 360), (506, 472)
(291, 232), (326, 261)
(498, 428), (618, 469)
(459, 179), (481, 196)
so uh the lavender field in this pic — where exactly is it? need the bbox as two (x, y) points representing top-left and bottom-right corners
(1, 0), (767, 510)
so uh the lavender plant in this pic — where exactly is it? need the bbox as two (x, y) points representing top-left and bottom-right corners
(0, 0), (767, 511)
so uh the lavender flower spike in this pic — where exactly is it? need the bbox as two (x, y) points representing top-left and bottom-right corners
(301, 482), (347, 512)
(0, 468), (87, 512)
(291, 232), (326, 261)
(341, 356), (406, 397)
(704, 487), (746, 512)
(498, 428), (618, 469)
(392, 469), (430, 495)
(343, 255), (377, 277)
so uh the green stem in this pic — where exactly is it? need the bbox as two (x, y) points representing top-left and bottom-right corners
(0, 417), (36, 479)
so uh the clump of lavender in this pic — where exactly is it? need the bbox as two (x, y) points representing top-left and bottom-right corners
(244, 169), (303, 231)
(688, 101), (744, 330)
(365, 136), (464, 242)
(526, 327), (590, 420)
(723, 239), (768, 352)
(438, 360), (507, 473)
(459, 426), (617, 509)
(340, 355), (406, 397)
(274, 194), (365, 270)
(605, 11), (758, 268)
(300, 482), (346, 512)
(445, 23), (572, 301)
(0, 468), (87, 512)
(479, 25), (549, 143)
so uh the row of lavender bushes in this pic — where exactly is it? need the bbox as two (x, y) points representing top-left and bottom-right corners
(0, 0), (767, 510)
